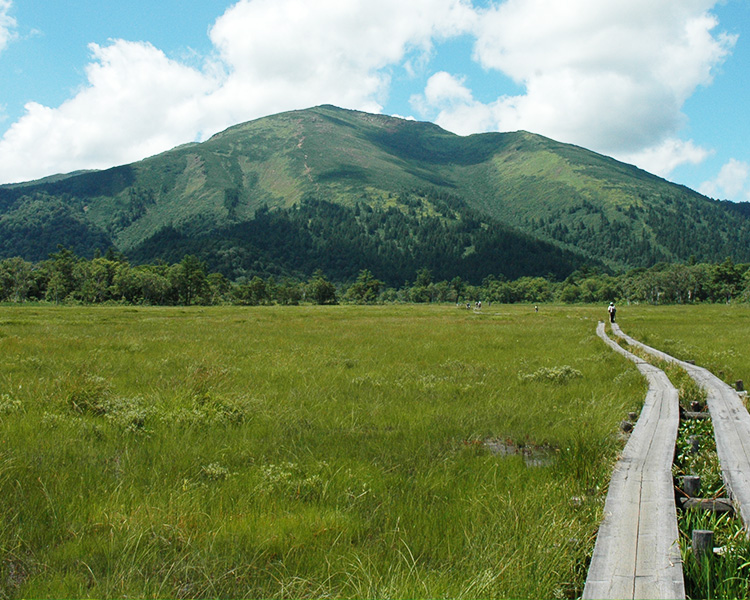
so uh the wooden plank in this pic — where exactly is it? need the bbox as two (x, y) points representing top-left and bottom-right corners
(613, 323), (750, 532)
(583, 323), (684, 599)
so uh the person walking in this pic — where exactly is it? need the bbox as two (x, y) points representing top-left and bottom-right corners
(608, 302), (616, 323)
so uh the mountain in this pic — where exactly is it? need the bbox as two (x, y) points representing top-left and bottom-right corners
(1, 104), (749, 284)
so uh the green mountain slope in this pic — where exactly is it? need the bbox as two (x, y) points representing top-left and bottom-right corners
(1, 104), (749, 282)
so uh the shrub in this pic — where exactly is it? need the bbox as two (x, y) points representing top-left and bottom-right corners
(0, 394), (23, 416)
(520, 365), (584, 384)
(64, 371), (111, 415)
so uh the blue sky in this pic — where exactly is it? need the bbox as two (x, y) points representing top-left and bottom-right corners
(0, 0), (748, 202)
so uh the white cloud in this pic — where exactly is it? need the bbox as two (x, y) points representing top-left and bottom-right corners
(202, 0), (476, 133)
(411, 72), (472, 112)
(410, 72), (494, 135)
(699, 159), (750, 201)
(414, 0), (735, 176)
(0, 0), (17, 54)
(0, 0), (477, 183)
(619, 138), (711, 179)
(0, 40), (217, 182)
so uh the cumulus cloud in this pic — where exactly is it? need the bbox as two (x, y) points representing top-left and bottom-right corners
(410, 72), (493, 135)
(0, 0), (476, 183)
(699, 159), (750, 201)
(0, 40), (217, 182)
(411, 72), (472, 113)
(201, 0), (476, 133)
(0, 0), (17, 54)
(414, 0), (736, 176)
(621, 138), (711, 178)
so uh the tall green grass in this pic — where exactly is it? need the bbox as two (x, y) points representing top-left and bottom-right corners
(620, 304), (750, 387)
(680, 509), (750, 600)
(0, 304), (643, 598)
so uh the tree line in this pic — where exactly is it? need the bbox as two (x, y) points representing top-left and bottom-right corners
(1, 247), (749, 307)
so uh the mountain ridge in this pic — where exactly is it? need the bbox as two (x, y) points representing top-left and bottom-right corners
(1, 104), (749, 283)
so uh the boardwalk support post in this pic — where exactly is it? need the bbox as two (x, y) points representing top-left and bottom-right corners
(692, 529), (713, 562)
(683, 475), (701, 497)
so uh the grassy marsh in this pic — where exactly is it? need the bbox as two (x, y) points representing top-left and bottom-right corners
(618, 303), (750, 388)
(0, 304), (643, 598)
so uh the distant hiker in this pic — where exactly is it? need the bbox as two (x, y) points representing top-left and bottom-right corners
(608, 302), (616, 323)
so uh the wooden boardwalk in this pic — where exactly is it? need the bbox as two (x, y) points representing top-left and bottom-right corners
(583, 323), (684, 599)
(612, 323), (750, 532)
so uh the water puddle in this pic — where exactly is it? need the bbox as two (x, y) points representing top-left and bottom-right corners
(484, 438), (556, 467)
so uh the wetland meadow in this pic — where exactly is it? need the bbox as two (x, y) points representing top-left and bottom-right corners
(1, 303), (746, 598)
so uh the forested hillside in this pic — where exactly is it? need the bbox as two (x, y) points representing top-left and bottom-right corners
(128, 193), (591, 285)
(2, 104), (749, 282)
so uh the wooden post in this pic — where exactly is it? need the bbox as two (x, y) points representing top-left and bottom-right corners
(683, 475), (701, 497)
(681, 497), (734, 514)
(689, 436), (700, 453)
(736, 380), (744, 392)
(684, 410), (710, 420)
(692, 529), (713, 562)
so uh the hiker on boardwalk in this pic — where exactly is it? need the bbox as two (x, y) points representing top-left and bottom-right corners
(608, 302), (616, 323)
